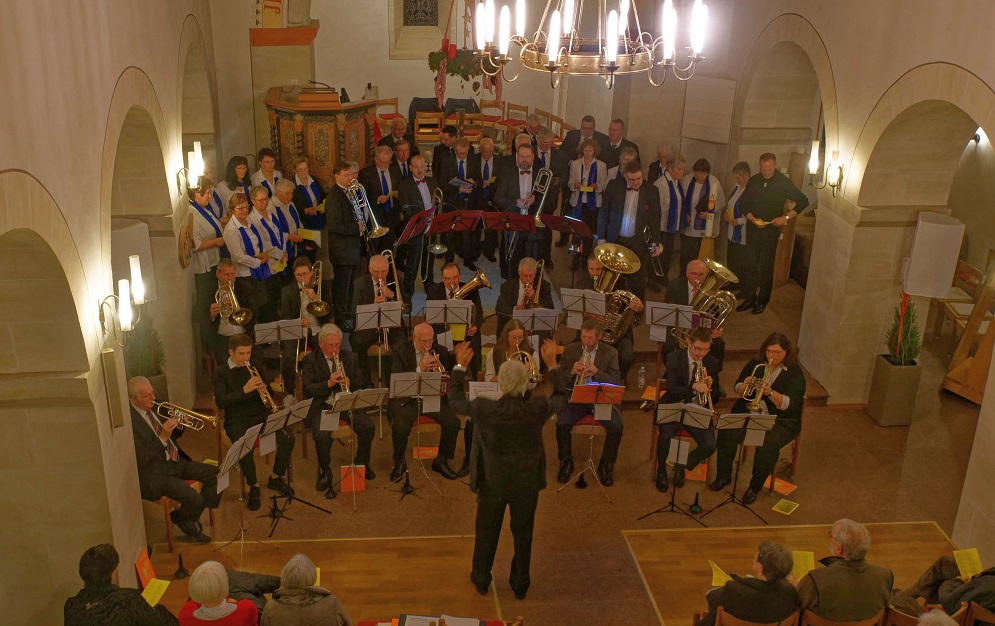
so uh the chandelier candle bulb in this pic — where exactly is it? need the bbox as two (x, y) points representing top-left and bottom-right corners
(690, 0), (708, 55)
(118, 279), (133, 332)
(516, 0), (525, 37)
(619, 0), (630, 36)
(476, 3), (486, 50)
(499, 6), (511, 55)
(486, 0), (496, 44)
(129, 255), (145, 305)
(562, 0), (574, 37)
(548, 10), (561, 64)
(662, 0), (677, 61)
(606, 11), (619, 64)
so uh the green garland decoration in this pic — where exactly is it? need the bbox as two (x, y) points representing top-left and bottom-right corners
(428, 48), (496, 82)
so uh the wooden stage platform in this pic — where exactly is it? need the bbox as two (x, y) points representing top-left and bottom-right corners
(624, 521), (957, 626)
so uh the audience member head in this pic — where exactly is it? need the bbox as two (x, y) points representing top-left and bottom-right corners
(517, 257), (538, 285)
(318, 324), (343, 358)
(390, 116), (407, 138)
(623, 160), (643, 190)
(692, 158), (711, 184)
(580, 317), (604, 349)
(294, 156), (311, 182)
(732, 161), (752, 188)
(393, 139), (410, 164)
(580, 114), (596, 138)
(188, 561), (229, 608)
(759, 332), (796, 369)
(78, 544), (119, 587)
(830, 518), (871, 561)
(441, 125), (458, 146)
(498, 359), (530, 396)
(281, 554), (317, 589)
(410, 154), (427, 179)
(479, 137), (495, 160)
(753, 541), (793, 582)
(666, 154), (687, 180)
(455, 137), (471, 159)
(374, 145), (393, 169)
(225, 156), (250, 187)
(274, 177), (295, 203)
(579, 138), (600, 160)
(228, 333), (253, 366)
(686, 259), (707, 287)
(257, 148), (277, 174)
(516, 143), (535, 169)
(919, 611), (959, 626)
(526, 113), (542, 135)
(608, 118), (625, 144)
(759, 152), (777, 179)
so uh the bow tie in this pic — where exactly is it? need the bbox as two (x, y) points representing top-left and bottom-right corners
(627, 187), (638, 192)
(416, 179), (427, 185)
(520, 169), (531, 175)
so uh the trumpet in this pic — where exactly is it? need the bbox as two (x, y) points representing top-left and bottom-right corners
(571, 345), (592, 388)
(428, 349), (447, 373)
(693, 364), (713, 412)
(153, 401), (218, 430)
(381, 250), (410, 313)
(742, 359), (774, 414)
(333, 355), (350, 393)
(216, 280), (253, 326)
(247, 365), (279, 413)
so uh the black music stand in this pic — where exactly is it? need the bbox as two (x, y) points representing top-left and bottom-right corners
(560, 288), (606, 330)
(322, 388), (389, 512)
(355, 300), (403, 402)
(214, 423), (267, 568)
(543, 215), (594, 279)
(427, 209), (483, 240)
(254, 320), (306, 399)
(387, 372), (447, 499)
(557, 382), (625, 502)
(637, 402), (713, 526)
(699, 411), (775, 524)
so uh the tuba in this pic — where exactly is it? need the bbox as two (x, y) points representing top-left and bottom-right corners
(672, 259), (739, 349)
(216, 280), (253, 326)
(452, 268), (492, 300)
(509, 349), (543, 384)
(592, 243), (642, 345)
(304, 261), (331, 317)
(153, 401), (218, 430)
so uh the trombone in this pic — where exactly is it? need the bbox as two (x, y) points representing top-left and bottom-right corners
(427, 187), (447, 256)
(522, 259), (545, 309)
(152, 401), (218, 430)
(305, 261), (331, 317)
(507, 168), (553, 262)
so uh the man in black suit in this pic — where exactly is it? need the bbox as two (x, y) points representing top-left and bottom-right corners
(449, 339), (561, 601)
(436, 137), (481, 266)
(470, 137), (500, 262)
(326, 161), (365, 333)
(359, 146), (401, 256)
(655, 326), (721, 492)
(397, 154), (440, 293)
(601, 118), (641, 170)
(495, 143), (550, 271)
(350, 253), (408, 382)
(209, 259), (249, 368)
(596, 161), (663, 301)
(664, 259), (727, 370)
(549, 318), (624, 486)
(300, 323), (375, 499)
(387, 323), (462, 482)
(391, 139), (413, 181)
(128, 376), (217, 542)
(214, 333), (295, 511)
(378, 116), (420, 157)
(431, 125), (461, 176)
(558, 114), (611, 161)
(494, 256), (555, 335)
(278, 257), (331, 400)
(698, 541), (800, 626)
(577, 255), (643, 380)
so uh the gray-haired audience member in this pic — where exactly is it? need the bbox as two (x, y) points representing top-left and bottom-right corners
(261, 554), (352, 626)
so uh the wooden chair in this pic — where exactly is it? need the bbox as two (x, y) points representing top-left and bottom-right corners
(646, 378), (714, 482)
(932, 259), (985, 337)
(534, 107), (551, 127)
(965, 601), (995, 626)
(376, 97), (404, 132)
(883, 607), (920, 626)
(161, 482), (216, 553)
(414, 110), (444, 153)
(801, 610), (885, 626)
(549, 113), (565, 137)
(479, 98), (504, 137)
(448, 111), (484, 144)
(557, 414), (612, 502)
(717, 607), (800, 626)
(495, 102), (528, 142)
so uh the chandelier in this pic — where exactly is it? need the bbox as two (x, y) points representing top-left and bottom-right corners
(473, 0), (708, 89)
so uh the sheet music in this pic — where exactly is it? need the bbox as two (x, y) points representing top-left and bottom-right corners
(668, 438), (690, 465)
(422, 396), (441, 413)
(745, 427), (766, 447)
(319, 410), (340, 431)
(469, 381), (501, 400)
(441, 615), (483, 626)
(594, 403), (613, 421)
(258, 432), (276, 455)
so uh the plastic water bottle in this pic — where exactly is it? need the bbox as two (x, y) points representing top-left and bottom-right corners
(638, 365), (646, 389)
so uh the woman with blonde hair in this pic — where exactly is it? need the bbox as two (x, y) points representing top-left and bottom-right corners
(179, 561), (257, 625)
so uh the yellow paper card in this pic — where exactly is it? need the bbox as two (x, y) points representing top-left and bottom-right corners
(792, 550), (815, 582)
(953, 548), (983, 579)
(580, 185), (595, 193)
(451, 323), (467, 341)
(315, 200), (326, 213)
(772, 499), (799, 515)
(203, 458), (218, 466)
(753, 219), (769, 226)
(488, 176), (497, 184)
(709, 560), (732, 587)
(315, 567), (320, 586)
(297, 228), (320, 242)
(391, 190), (399, 198)
(141, 578), (169, 606)
(272, 257), (287, 273)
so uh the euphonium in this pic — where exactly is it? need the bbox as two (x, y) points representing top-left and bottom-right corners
(523, 259), (545, 309)
(216, 280), (252, 326)
(453, 268), (492, 301)
(247, 365), (279, 413)
(345, 179), (389, 239)
(509, 349), (543, 384)
(592, 243), (642, 345)
(153, 401), (218, 430)
(304, 261), (331, 317)
(693, 364), (713, 412)
(743, 359), (774, 414)
(333, 354), (350, 393)
(672, 258), (739, 349)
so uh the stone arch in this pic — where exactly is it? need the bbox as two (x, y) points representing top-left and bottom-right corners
(177, 14), (220, 177)
(848, 63), (995, 203)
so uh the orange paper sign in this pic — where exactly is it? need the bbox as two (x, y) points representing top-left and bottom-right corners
(135, 550), (156, 588)
(341, 465), (367, 492)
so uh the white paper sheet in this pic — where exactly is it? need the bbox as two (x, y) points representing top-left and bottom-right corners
(594, 403), (613, 421)
(319, 410), (341, 431)
(258, 432), (276, 456)
(422, 395), (441, 413)
(667, 437), (691, 465)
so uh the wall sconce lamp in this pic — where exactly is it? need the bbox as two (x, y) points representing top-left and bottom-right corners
(809, 140), (844, 197)
(176, 141), (205, 196)
(99, 254), (145, 346)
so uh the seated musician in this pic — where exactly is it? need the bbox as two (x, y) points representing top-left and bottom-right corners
(397, 154), (440, 292)
(350, 253), (408, 382)
(209, 259), (246, 368)
(548, 318), (623, 487)
(710, 332), (806, 504)
(128, 376), (218, 543)
(426, 262), (483, 375)
(655, 326), (721, 493)
(214, 333), (295, 511)
(494, 256), (554, 335)
(387, 323), (462, 483)
(495, 143), (545, 271)
(485, 319), (539, 384)
(301, 324), (375, 499)
(278, 257), (330, 403)
(578, 255), (643, 379)
(665, 259), (726, 371)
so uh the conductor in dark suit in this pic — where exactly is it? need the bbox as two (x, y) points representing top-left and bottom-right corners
(128, 376), (217, 542)
(664, 259), (727, 370)
(558, 114), (611, 161)
(601, 118), (641, 170)
(549, 318), (624, 486)
(397, 154), (440, 292)
(387, 323), (462, 482)
(378, 117), (420, 156)
(278, 257), (331, 398)
(698, 541), (800, 626)
(596, 161), (662, 302)
(656, 326), (721, 493)
(326, 161), (365, 333)
(494, 256), (555, 335)
(711, 332), (806, 504)
(350, 253), (409, 382)
(495, 143), (549, 270)
(300, 323), (375, 499)
(359, 146), (402, 256)
(449, 340), (562, 601)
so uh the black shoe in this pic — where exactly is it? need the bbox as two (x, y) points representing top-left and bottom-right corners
(432, 459), (459, 480)
(456, 460), (471, 478)
(514, 589), (527, 600)
(362, 465), (376, 481)
(752, 304), (766, 315)
(673, 464), (686, 489)
(316, 468), (331, 492)
(473, 579), (489, 595)
(267, 476), (294, 497)
(324, 485), (337, 499)
(246, 486), (261, 511)
(655, 470), (669, 493)
(557, 460), (574, 483)
(735, 300), (754, 312)
(742, 486), (760, 504)
(339, 320), (354, 333)
(465, 261), (478, 271)
(176, 521), (211, 543)
(390, 459), (406, 482)
(598, 461), (615, 487)
(709, 477), (731, 492)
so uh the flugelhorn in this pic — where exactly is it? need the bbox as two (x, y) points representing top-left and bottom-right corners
(743, 359), (774, 414)
(247, 365), (279, 413)
(153, 401), (218, 430)
(693, 364), (713, 412)
(305, 261), (331, 317)
(216, 280), (252, 326)
(571, 345), (592, 389)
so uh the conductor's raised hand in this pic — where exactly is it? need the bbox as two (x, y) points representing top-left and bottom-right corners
(540, 338), (558, 368)
(454, 341), (474, 368)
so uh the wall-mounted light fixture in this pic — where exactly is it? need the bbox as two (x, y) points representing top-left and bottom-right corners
(176, 141), (205, 196)
(99, 254), (145, 346)
(809, 140), (843, 197)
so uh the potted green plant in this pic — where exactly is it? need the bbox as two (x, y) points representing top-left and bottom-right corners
(866, 295), (922, 426)
(124, 314), (168, 400)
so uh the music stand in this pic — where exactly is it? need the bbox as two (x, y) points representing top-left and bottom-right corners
(427, 209), (483, 240)
(356, 300), (403, 403)
(645, 302), (696, 342)
(254, 320), (306, 397)
(560, 288), (606, 329)
(699, 411), (775, 524)
(214, 423), (265, 567)
(637, 403), (713, 525)
(484, 212), (537, 263)
(321, 388), (389, 511)
(557, 382), (625, 502)
(388, 372), (447, 499)
(394, 207), (435, 248)
(511, 308), (559, 339)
